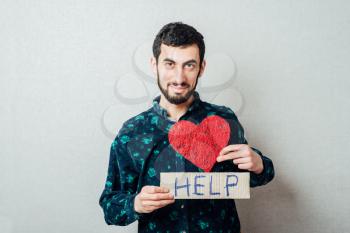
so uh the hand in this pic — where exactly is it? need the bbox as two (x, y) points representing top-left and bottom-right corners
(216, 144), (264, 174)
(134, 186), (175, 214)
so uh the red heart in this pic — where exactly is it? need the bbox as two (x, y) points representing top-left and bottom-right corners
(168, 115), (230, 172)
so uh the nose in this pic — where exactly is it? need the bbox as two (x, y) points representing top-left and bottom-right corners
(173, 67), (186, 84)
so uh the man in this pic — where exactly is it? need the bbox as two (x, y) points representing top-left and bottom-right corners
(99, 22), (275, 233)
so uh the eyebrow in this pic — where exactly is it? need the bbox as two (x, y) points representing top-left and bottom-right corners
(162, 58), (198, 66)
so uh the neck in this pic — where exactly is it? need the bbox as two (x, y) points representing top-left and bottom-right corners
(159, 94), (195, 122)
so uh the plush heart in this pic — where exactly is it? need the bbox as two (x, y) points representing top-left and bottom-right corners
(168, 115), (230, 172)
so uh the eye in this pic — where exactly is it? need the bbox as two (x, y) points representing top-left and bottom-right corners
(165, 62), (174, 68)
(185, 63), (195, 69)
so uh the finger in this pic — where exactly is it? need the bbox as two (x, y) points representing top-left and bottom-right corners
(142, 186), (169, 194)
(217, 150), (246, 162)
(238, 163), (252, 170)
(141, 192), (174, 201)
(142, 199), (175, 207)
(233, 157), (251, 165)
(219, 144), (246, 156)
(143, 205), (156, 213)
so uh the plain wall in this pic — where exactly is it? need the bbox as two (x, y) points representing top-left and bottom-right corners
(1, 1), (349, 232)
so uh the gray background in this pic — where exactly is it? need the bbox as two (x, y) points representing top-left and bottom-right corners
(1, 1), (349, 233)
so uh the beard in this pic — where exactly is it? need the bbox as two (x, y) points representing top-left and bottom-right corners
(156, 70), (200, 105)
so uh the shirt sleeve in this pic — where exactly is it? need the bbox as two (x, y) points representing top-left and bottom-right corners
(226, 107), (275, 187)
(248, 145), (275, 187)
(98, 134), (141, 226)
(238, 127), (275, 187)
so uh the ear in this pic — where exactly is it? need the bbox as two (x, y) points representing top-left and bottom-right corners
(198, 59), (206, 78)
(150, 56), (157, 75)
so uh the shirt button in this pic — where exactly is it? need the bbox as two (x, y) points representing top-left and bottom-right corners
(181, 204), (184, 209)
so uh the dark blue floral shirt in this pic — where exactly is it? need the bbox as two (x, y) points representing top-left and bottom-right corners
(99, 91), (275, 233)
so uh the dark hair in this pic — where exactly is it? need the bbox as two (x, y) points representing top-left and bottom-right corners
(152, 22), (205, 66)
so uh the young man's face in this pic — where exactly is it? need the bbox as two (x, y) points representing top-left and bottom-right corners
(151, 43), (206, 105)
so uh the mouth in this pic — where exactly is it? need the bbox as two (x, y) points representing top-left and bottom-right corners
(169, 84), (188, 93)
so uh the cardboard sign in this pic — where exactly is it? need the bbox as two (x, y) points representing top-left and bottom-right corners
(160, 172), (250, 199)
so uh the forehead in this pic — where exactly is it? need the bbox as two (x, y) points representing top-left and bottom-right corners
(159, 43), (200, 62)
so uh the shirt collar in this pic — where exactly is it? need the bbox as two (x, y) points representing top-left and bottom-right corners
(152, 91), (202, 120)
